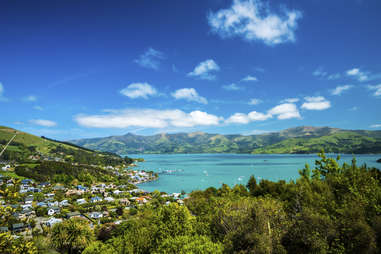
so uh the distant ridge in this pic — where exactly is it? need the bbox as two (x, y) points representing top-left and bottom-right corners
(70, 126), (381, 155)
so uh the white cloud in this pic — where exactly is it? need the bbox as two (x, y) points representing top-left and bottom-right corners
(281, 98), (299, 103)
(370, 124), (381, 128)
(346, 68), (368, 82)
(368, 84), (381, 96)
(268, 103), (301, 119)
(120, 83), (157, 99)
(226, 111), (271, 124)
(187, 59), (220, 80)
(30, 119), (57, 127)
(33, 106), (44, 111)
(248, 98), (262, 105)
(301, 96), (331, 110)
(208, 0), (302, 45)
(331, 85), (353, 96)
(75, 109), (222, 129)
(134, 48), (165, 70)
(223, 83), (242, 91)
(313, 67), (327, 77)
(241, 75), (258, 82)
(24, 95), (37, 102)
(0, 82), (8, 102)
(171, 88), (207, 104)
(327, 73), (341, 80)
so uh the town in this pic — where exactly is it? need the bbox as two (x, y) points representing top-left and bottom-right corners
(0, 162), (186, 238)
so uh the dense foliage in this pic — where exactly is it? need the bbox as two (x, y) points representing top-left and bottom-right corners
(40, 152), (379, 254)
(70, 126), (381, 154)
(15, 161), (129, 184)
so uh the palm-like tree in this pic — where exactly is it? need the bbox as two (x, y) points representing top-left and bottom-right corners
(51, 218), (94, 254)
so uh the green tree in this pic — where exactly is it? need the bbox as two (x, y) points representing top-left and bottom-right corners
(155, 235), (223, 254)
(51, 218), (95, 254)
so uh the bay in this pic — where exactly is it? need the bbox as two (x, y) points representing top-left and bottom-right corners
(128, 154), (381, 194)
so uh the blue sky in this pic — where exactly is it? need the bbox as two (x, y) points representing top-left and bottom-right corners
(1, 0), (381, 140)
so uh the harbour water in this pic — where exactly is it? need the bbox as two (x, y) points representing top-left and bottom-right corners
(129, 153), (381, 193)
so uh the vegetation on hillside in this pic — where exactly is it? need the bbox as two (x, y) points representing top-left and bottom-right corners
(0, 126), (132, 165)
(70, 126), (381, 154)
(1, 152), (376, 253)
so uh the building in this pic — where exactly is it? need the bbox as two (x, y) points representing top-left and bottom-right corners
(47, 207), (61, 216)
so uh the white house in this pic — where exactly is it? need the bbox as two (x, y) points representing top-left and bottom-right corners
(89, 212), (103, 219)
(1, 165), (10, 171)
(76, 199), (87, 205)
(47, 207), (60, 216)
(45, 217), (62, 227)
(59, 200), (69, 207)
(104, 197), (115, 202)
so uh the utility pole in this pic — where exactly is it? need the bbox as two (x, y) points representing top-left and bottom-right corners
(0, 133), (17, 158)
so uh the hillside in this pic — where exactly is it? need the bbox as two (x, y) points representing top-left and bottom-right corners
(0, 126), (132, 165)
(70, 126), (381, 154)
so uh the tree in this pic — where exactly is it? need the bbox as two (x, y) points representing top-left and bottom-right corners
(155, 235), (223, 254)
(51, 218), (95, 254)
(246, 175), (258, 196)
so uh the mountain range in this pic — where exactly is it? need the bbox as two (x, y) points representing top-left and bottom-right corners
(70, 126), (381, 155)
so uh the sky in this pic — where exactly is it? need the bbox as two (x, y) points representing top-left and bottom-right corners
(1, 0), (381, 140)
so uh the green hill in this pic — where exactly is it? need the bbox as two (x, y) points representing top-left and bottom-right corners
(0, 126), (132, 165)
(70, 126), (381, 155)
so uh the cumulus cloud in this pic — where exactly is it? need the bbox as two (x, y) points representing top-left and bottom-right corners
(370, 124), (381, 128)
(331, 85), (353, 95)
(30, 119), (57, 127)
(171, 88), (207, 104)
(187, 59), (220, 80)
(241, 75), (258, 82)
(223, 83), (242, 91)
(281, 98), (299, 103)
(226, 103), (300, 124)
(208, 0), (302, 45)
(75, 109), (222, 129)
(368, 84), (381, 96)
(226, 111), (271, 124)
(248, 98), (262, 105)
(301, 96), (331, 110)
(134, 48), (165, 70)
(120, 83), (157, 99)
(268, 103), (301, 119)
(346, 68), (368, 82)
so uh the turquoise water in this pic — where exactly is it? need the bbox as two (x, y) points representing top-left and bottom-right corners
(129, 154), (381, 194)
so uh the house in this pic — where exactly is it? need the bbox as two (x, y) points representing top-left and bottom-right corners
(66, 211), (82, 219)
(91, 196), (102, 203)
(21, 204), (33, 210)
(47, 201), (59, 207)
(176, 199), (184, 205)
(1, 165), (11, 171)
(76, 198), (87, 205)
(119, 198), (130, 206)
(39, 182), (50, 188)
(53, 185), (65, 191)
(0, 226), (9, 233)
(59, 200), (69, 207)
(46, 193), (55, 198)
(37, 202), (47, 207)
(89, 212), (103, 219)
(47, 207), (60, 216)
(77, 185), (87, 191)
(45, 217), (62, 227)
(113, 190), (122, 195)
(104, 197), (114, 202)
(25, 195), (34, 204)
(12, 223), (29, 233)
(21, 179), (33, 185)
(136, 197), (147, 204)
